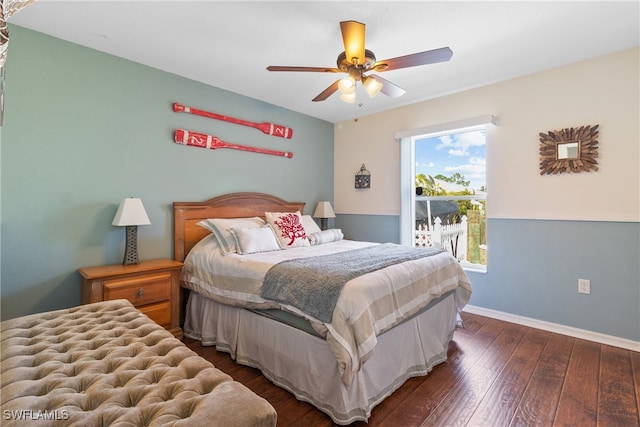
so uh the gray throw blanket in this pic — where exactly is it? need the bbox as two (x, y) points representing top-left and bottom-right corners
(261, 243), (445, 323)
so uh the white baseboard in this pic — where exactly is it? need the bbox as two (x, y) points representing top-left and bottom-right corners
(463, 305), (640, 352)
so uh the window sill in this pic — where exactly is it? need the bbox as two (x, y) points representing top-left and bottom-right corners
(460, 261), (487, 274)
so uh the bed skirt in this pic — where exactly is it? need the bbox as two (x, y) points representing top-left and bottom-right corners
(184, 290), (458, 425)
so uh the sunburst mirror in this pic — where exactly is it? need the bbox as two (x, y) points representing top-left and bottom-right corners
(539, 124), (599, 175)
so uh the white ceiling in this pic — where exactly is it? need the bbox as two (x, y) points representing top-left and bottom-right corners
(8, 1), (640, 123)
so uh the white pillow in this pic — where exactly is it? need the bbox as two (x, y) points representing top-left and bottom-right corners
(185, 233), (221, 260)
(308, 229), (344, 246)
(229, 225), (281, 255)
(300, 214), (322, 235)
(265, 211), (311, 249)
(197, 217), (265, 255)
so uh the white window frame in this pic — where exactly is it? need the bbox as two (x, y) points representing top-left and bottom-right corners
(396, 115), (497, 272)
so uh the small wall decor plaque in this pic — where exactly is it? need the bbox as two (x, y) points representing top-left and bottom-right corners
(539, 124), (599, 175)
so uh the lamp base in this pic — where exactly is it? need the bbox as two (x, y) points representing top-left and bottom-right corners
(123, 225), (140, 265)
(320, 218), (328, 231)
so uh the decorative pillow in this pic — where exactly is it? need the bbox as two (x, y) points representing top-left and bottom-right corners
(265, 211), (311, 249)
(308, 229), (344, 246)
(197, 217), (265, 255)
(300, 214), (322, 235)
(229, 225), (281, 255)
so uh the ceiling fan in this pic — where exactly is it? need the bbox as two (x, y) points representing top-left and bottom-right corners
(266, 20), (453, 103)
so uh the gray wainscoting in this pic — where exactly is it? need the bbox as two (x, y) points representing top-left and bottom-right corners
(335, 214), (639, 342)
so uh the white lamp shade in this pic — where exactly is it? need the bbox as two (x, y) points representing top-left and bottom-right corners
(339, 91), (356, 103)
(338, 77), (356, 94)
(313, 201), (336, 219)
(363, 76), (383, 98)
(112, 198), (151, 226)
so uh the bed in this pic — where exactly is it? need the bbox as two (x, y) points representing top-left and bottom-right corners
(173, 192), (473, 425)
(0, 299), (277, 427)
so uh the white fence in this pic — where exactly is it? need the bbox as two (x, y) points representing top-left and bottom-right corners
(414, 216), (467, 261)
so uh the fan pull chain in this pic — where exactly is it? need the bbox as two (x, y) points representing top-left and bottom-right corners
(354, 102), (362, 123)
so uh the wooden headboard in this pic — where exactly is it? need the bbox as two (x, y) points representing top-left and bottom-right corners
(173, 192), (306, 262)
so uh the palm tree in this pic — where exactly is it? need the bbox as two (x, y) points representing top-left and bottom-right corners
(415, 173), (445, 196)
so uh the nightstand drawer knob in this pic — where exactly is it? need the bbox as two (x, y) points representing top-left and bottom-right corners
(138, 288), (144, 297)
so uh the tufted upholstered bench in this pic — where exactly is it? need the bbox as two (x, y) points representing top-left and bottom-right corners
(0, 299), (277, 426)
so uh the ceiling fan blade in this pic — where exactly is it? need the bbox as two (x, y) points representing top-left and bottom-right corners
(340, 20), (366, 65)
(368, 75), (406, 98)
(267, 66), (339, 73)
(312, 80), (341, 102)
(373, 47), (453, 72)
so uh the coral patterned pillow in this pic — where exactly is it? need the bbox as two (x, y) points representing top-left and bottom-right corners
(265, 211), (311, 249)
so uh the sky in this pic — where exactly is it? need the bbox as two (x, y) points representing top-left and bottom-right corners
(415, 129), (486, 191)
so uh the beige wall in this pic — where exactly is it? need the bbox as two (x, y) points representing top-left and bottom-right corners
(334, 48), (639, 222)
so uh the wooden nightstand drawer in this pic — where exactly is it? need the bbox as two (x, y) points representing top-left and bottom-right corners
(103, 272), (171, 307)
(78, 259), (183, 338)
(139, 301), (172, 326)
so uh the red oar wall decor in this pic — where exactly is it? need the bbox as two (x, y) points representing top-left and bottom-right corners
(173, 103), (293, 139)
(174, 129), (293, 159)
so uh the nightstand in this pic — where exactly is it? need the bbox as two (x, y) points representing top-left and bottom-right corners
(78, 259), (184, 339)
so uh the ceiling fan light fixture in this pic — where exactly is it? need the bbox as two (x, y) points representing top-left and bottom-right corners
(338, 77), (356, 94)
(267, 20), (453, 105)
(340, 91), (356, 103)
(363, 76), (383, 98)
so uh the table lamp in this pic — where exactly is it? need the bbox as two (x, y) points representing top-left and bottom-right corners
(313, 201), (335, 231)
(112, 198), (150, 265)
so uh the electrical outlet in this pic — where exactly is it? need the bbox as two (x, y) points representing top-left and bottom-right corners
(578, 279), (591, 294)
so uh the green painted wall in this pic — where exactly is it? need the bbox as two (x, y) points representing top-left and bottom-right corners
(0, 26), (333, 320)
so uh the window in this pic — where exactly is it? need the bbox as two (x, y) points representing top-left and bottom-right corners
(397, 115), (496, 272)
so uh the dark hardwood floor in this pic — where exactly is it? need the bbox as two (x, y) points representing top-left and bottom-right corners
(183, 312), (640, 426)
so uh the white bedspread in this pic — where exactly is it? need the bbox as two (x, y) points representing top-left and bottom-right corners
(181, 235), (472, 386)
